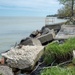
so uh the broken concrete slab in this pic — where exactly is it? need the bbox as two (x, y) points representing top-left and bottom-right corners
(2, 46), (44, 70)
(37, 29), (55, 44)
(55, 25), (75, 40)
(20, 29), (55, 46)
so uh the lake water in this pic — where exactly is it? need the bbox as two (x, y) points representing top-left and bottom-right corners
(0, 17), (67, 54)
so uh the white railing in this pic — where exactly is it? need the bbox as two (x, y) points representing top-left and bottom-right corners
(45, 17), (55, 25)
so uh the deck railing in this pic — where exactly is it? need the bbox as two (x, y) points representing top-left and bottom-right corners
(45, 17), (55, 25)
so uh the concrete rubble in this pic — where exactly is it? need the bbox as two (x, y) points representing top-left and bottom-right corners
(0, 22), (69, 75)
(0, 65), (13, 75)
(20, 37), (42, 46)
(20, 27), (55, 45)
(2, 45), (44, 70)
(37, 29), (55, 44)
(55, 25), (75, 40)
(45, 22), (64, 34)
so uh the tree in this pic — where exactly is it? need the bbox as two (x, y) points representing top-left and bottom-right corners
(72, 0), (74, 16)
(58, 5), (72, 18)
(58, 0), (74, 16)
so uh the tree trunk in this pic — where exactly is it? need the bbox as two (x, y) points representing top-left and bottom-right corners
(72, 0), (74, 16)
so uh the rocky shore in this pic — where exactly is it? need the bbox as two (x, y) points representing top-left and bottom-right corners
(1, 19), (75, 75)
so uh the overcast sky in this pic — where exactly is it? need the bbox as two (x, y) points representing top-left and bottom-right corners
(0, 0), (62, 17)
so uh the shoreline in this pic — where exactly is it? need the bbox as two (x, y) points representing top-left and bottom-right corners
(0, 18), (68, 75)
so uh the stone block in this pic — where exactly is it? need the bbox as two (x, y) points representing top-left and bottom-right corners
(37, 29), (55, 44)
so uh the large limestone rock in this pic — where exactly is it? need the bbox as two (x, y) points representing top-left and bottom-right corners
(0, 66), (13, 75)
(2, 46), (44, 70)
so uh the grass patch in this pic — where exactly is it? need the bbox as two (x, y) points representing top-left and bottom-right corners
(40, 66), (75, 75)
(44, 38), (75, 65)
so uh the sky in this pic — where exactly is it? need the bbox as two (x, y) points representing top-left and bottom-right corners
(0, 0), (62, 17)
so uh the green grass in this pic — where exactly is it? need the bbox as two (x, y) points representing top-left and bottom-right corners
(40, 66), (75, 75)
(44, 38), (75, 65)
(40, 38), (75, 75)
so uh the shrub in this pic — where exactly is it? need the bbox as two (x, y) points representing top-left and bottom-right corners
(44, 38), (75, 65)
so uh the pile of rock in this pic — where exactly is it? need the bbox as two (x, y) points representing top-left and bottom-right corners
(0, 23), (63, 75)
(30, 30), (41, 38)
(20, 26), (55, 45)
